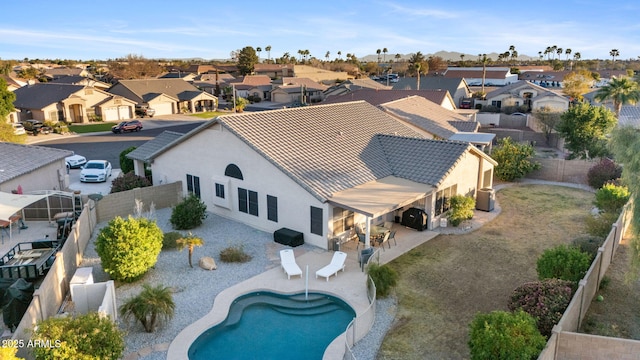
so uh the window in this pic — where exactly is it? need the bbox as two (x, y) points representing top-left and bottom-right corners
(186, 174), (201, 198)
(434, 184), (457, 216)
(310, 206), (323, 236)
(215, 183), (225, 199)
(483, 169), (492, 188)
(238, 188), (258, 216)
(332, 207), (354, 234)
(491, 100), (502, 108)
(225, 164), (244, 180)
(267, 195), (278, 222)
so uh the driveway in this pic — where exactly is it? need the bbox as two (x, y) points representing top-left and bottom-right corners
(66, 167), (121, 196)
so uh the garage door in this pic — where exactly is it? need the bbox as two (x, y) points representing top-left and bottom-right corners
(118, 106), (131, 120)
(151, 102), (173, 116)
(103, 107), (119, 121)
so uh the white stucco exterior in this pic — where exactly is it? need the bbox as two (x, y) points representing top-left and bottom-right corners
(0, 159), (68, 193)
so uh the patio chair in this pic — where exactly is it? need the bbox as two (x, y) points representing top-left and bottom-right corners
(356, 233), (366, 250)
(376, 231), (391, 251)
(279, 249), (302, 279)
(316, 251), (347, 281)
(388, 230), (397, 246)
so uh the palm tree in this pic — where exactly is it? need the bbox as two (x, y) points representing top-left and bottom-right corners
(304, 49), (310, 61)
(573, 52), (581, 62)
(460, 54), (465, 66)
(256, 47), (262, 62)
(265, 45), (272, 61)
(176, 233), (204, 268)
(298, 50), (303, 61)
(595, 76), (640, 118)
(610, 49), (620, 62)
(545, 47), (551, 60)
(119, 284), (175, 333)
(556, 47), (563, 60)
(383, 47), (388, 62)
(478, 53), (490, 94)
(409, 52), (427, 90)
(376, 49), (382, 63)
(565, 48), (572, 61)
(395, 53), (401, 61)
(325, 51), (330, 61)
(337, 51), (342, 60)
(551, 45), (557, 59)
(538, 51), (543, 61)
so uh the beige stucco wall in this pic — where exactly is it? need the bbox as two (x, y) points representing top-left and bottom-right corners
(0, 159), (68, 193)
(533, 97), (569, 111)
(151, 124), (330, 248)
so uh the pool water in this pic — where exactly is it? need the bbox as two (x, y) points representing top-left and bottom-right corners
(188, 291), (356, 360)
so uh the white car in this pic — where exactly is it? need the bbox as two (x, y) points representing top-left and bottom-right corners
(12, 123), (26, 135)
(65, 154), (87, 169)
(80, 160), (112, 183)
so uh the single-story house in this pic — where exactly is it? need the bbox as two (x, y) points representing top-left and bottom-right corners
(321, 88), (458, 111)
(13, 83), (137, 123)
(324, 79), (392, 98)
(443, 67), (519, 87)
(107, 79), (218, 115)
(141, 101), (496, 249)
(0, 143), (72, 193)
(392, 76), (472, 109)
(49, 75), (111, 90)
(483, 80), (569, 112)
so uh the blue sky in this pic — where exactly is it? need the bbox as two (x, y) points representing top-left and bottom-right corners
(1, 0), (639, 61)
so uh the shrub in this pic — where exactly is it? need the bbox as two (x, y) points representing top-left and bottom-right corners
(594, 183), (630, 214)
(95, 216), (163, 282)
(162, 231), (183, 250)
(0, 346), (23, 360)
(448, 195), (476, 226)
(119, 146), (137, 174)
(176, 233), (204, 268)
(585, 212), (619, 238)
(119, 283), (175, 333)
(468, 310), (546, 360)
(170, 194), (207, 230)
(366, 262), (399, 298)
(31, 312), (125, 360)
(110, 171), (152, 193)
(508, 279), (573, 337)
(571, 235), (604, 260)
(536, 245), (592, 286)
(587, 158), (622, 189)
(220, 245), (252, 263)
(491, 137), (541, 181)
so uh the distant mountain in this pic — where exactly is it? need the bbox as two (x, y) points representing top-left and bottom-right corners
(360, 50), (536, 62)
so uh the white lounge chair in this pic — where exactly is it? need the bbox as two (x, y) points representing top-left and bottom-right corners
(279, 249), (302, 279)
(315, 251), (347, 281)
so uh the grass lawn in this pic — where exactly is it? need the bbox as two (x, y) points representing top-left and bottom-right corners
(189, 111), (228, 119)
(69, 122), (116, 133)
(378, 184), (594, 360)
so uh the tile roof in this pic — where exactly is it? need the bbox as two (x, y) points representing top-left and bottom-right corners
(230, 75), (272, 86)
(443, 68), (510, 79)
(43, 67), (83, 76)
(619, 105), (640, 128)
(112, 79), (214, 102)
(282, 77), (328, 91)
(321, 88), (449, 106)
(392, 76), (467, 94)
(13, 83), (84, 109)
(0, 143), (72, 183)
(448, 120), (479, 132)
(379, 96), (475, 139)
(485, 80), (566, 102)
(127, 131), (184, 162)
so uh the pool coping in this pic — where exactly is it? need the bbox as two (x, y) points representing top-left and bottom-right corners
(167, 249), (370, 360)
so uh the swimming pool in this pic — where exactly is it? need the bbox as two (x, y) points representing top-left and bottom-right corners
(188, 291), (356, 360)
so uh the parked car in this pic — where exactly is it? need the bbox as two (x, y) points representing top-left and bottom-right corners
(65, 153), (87, 169)
(511, 112), (527, 116)
(21, 120), (52, 135)
(111, 120), (143, 133)
(80, 160), (112, 183)
(12, 123), (26, 135)
(135, 105), (155, 118)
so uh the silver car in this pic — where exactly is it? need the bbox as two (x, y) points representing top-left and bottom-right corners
(80, 160), (112, 183)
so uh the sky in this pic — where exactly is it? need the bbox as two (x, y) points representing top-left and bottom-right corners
(2, 0), (640, 62)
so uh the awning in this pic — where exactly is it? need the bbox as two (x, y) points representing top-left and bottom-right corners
(327, 176), (434, 218)
(0, 192), (48, 222)
(448, 132), (496, 146)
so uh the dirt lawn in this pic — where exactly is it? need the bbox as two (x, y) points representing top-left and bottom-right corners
(378, 184), (595, 360)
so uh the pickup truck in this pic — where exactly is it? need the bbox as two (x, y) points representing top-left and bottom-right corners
(135, 105), (155, 118)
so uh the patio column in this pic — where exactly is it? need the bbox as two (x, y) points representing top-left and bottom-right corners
(365, 217), (372, 249)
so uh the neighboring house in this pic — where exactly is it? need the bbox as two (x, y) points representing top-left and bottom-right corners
(321, 88), (457, 111)
(48, 75), (111, 90)
(1, 74), (26, 92)
(13, 83), (137, 123)
(127, 131), (185, 177)
(270, 78), (327, 104)
(107, 78), (218, 115)
(291, 65), (352, 83)
(42, 67), (89, 80)
(393, 76), (472, 109)
(618, 105), (640, 127)
(483, 80), (569, 112)
(519, 69), (628, 88)
(226, 75), (273, 100)
(324, 78), (392, 97)
(158, 72), (198, 82)
(442, 67), (518, 87)
(0, 143), (72, 193)
(192, 73), (235, 95)
(254, 64), (295, 79)
(142, 101), (496, 249)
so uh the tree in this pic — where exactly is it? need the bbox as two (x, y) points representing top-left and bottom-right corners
(337, 50), (342, 60)
(460, 54), (465, 66)
(478, 54), (490, 93)
(409, 52), (427, 90)
(427, 56), (447, 73)
(490, 137), (540, 181)
(610, 49), (620, 62)
(119, 146), (137, 174)
(532, 107), (562, 145)
(556, 102), (617, 159)
(468, 310), (546, 360)
(594, 76), (640, 118)
(237, 46), (259, 75)
(376, 49), (382, 63)
(325, 51), (330, 61)
(0, 77), (22, 142)
(256, 46), (262, 61)
(587, 158), (622, 189)
(32, 312), (125, 360)
(382, 47), (388, 62)
(265, 45), (272, 61)
(107, 54), (162, 79)
(562, 70), (597, 101)
(176, 233), (204, 268)
(536, 244), (592, 285)
(95, 216), (163, 282)
(119, 284), (175, 333)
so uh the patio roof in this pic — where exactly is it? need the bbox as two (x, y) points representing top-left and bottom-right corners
(0, 192), (48, 222)
(327, 176), (434, 218)
(448, 132), (495, 146)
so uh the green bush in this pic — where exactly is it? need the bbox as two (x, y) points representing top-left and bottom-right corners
(95, 216), (163, 282)
(491, 137), (541, 181)
(587, 158), (622, 189)
(366, 262), (399, 298)
(220, 245), (252, 263)
(119, 146), (137, 174)
(536, 245), (592, 286)
(508, 279), (574, 337)
(119, 283), (175, 333)
(586, 212), (619, 238)
(162, 231), (183, 250)
(448, 195), (476, 227)
(594, 183), (630, 214)
(110, 171), (151, 193)
(170, 194), (208, 230)
(31, 312), (125, 360)
(468, 310), (546, 360)
(571, 235), (604, 260)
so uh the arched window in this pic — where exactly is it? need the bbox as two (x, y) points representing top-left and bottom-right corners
(224, 164), (244, 180)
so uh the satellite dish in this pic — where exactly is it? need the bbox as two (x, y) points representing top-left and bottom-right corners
(87, 193), (103, 202)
